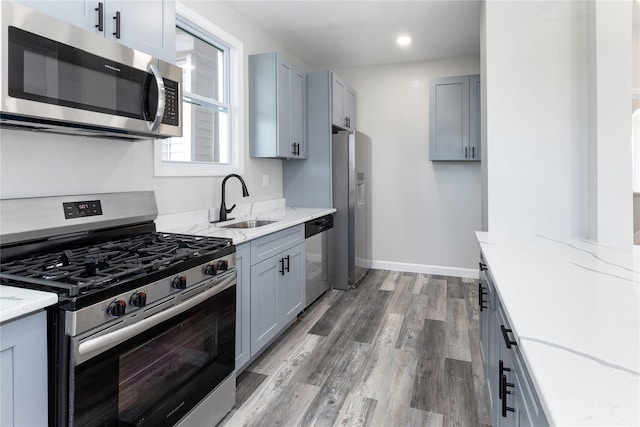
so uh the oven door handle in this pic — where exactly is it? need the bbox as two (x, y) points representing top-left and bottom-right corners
(77, 274), (235, 357)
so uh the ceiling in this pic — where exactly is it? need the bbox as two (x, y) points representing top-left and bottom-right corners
(225, 1), (482, 69)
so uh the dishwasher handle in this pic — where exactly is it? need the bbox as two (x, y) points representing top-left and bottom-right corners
(305, 214), (334, 238)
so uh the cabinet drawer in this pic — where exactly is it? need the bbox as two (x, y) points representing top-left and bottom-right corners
(250, 225), (304, 265)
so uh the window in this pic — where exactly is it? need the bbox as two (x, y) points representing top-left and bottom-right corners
(154, 8), (244, 176)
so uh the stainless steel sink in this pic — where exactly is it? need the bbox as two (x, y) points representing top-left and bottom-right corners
(219, 220), (277, 229)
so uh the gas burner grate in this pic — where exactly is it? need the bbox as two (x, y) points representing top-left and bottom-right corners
(0, 232), (232, 296)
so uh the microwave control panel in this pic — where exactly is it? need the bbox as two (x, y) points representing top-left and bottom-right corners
(162, 79), (179, 126)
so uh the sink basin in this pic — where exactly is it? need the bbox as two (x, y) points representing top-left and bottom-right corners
(219, 220), (277, 229)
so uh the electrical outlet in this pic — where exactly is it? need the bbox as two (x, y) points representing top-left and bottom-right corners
(262, 174), (269, 187)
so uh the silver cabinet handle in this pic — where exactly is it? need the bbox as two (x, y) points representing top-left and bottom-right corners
(147, 63), (166, 132)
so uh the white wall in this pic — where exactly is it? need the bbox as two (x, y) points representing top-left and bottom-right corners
(483, 0), (590, 238)
(336, 56), (481, 276)
(0, 1), (309, 217)
(482, 0), (633, 244)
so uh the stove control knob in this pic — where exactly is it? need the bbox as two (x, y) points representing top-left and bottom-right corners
(130, 292), (147, 307)
(217, 260), (228, 272)
(204, 264), (216, 275)
(172, 275), (187, 289)
(107, 300), (126, 317)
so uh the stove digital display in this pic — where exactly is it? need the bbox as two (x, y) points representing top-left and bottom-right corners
(63, 200), (103, 219)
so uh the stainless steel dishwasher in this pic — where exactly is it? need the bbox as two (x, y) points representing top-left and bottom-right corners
(305, 214), (334, 307)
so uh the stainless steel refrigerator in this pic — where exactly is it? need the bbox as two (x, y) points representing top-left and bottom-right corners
(332, 130), (372, 289)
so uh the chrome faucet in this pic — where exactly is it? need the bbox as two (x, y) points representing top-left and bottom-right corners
(218, 174), (249, 222)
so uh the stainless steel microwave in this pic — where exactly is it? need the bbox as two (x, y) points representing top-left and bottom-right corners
(0, 2), (182, 140)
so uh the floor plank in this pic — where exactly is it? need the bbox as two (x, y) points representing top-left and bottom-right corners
(406, 408), (444, 427)
(332, 394), (378, 427)
(443, 358), (479, 427)
(410, 319), (446, 414)
(221, 270), (491, 427)
(444, 297), (472, 362)
(421, 276), (447, 321)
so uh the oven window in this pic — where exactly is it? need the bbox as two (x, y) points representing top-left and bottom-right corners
(118, 311), (219, 424)
(73, 285), (235, 427)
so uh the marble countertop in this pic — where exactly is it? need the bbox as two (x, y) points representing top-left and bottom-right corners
(476, 232), (639, 426)
(0, 286), (58, 324)
(157, 199), (336, 244)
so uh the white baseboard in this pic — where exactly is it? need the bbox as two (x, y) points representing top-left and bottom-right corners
(370, 260), (479, 279)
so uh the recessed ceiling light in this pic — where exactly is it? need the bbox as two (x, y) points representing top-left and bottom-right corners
(397, 35), (412, 47)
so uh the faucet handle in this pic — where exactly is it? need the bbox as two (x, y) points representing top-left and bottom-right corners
(225, 204), (236, 214)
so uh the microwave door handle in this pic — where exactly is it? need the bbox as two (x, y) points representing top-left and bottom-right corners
(147, 63), (166, 131)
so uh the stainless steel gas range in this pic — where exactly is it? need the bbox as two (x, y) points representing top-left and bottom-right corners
(0, 191), (236, 427)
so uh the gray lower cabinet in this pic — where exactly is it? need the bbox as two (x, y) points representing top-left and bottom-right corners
(479, 257), (548, 427)
(235, 242), (251, 372)
(429, 74), (480, 161)
(237, 225), (305, 363)
(0, 311), (48, 427)
(250, 242), (305, 356)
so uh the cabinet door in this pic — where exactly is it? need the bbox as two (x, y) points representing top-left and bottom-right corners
(344, 86), (356, 131)
(105, 0), (175, 63)
(279, 243), (305, 325)
(0, 311), (48, 427)
(332, 74), (346, 128)
(469, 74), (481, 160)
(479, 268), (492, 402)
(291, 70), (307, 158)
(277, 60), (293, 157)
(235, 243), (251, 372)
(429, 75), (470, 161)
(15, 0), (95, 31)
(250, 257), (280, 357)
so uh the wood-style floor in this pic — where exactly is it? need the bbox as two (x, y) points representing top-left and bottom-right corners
(221, 269), (492, 427)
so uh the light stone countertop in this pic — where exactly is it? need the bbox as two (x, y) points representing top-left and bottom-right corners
(157, 199), (336, 245)
(0, 199), (333, 325)
(476, 232), (640, 426)
(0, 286), (58, 324)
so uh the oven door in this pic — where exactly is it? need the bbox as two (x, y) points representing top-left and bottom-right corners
(69, 275), (235, 427)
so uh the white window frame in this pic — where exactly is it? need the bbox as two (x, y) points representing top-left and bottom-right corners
(154, 3), (244, 176)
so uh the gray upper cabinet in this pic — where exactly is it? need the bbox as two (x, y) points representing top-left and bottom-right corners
(283, 70), (358, 209)
(15, 0), (176, 63)
(249, 52), (307, 159)
(332, 73), (356, 131)
(429, 74), (481, 161)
